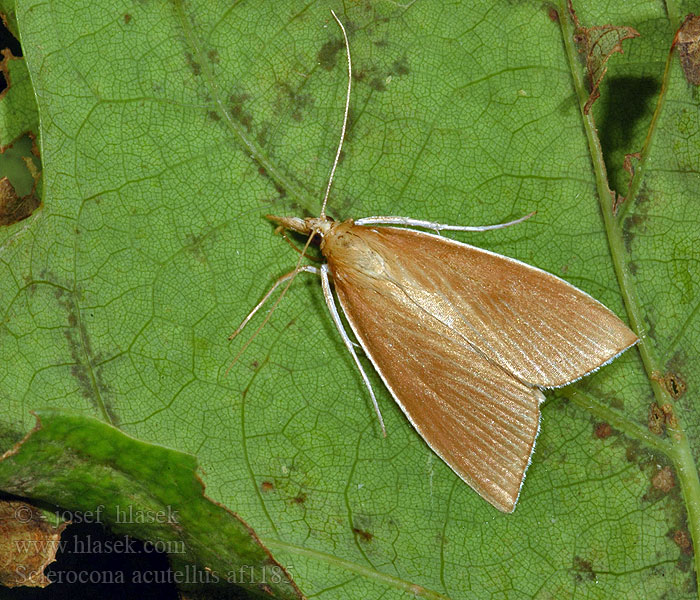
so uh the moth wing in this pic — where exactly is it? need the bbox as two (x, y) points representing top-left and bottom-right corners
(358, 227), (638, 388)
(332, 265), (543, 513)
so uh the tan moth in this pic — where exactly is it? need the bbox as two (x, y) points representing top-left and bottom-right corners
(231, 11), (638, 512)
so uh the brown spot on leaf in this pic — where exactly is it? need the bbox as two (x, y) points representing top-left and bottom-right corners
(229, 92), (253, 132)
(207, 110), (221, 121)
(273, 181), (287, 198)
(185, 52), (201, 76)
(593, 422), (613, 439)
(392, 56), (409, 77)
(623, 152), (641, 178)
(275, 81), (313, 122)
(548, 7), (559, 22)
(648, 402), (665, 435)
(292, 493), (306, 505)
(318, 38), (344, 71)
(261, 481), (274, 492)
(208, 49), (219, 64)
(660, 403), (678, 428)
(256, 122), (271, 147)
(572, 556), (596, 581)
(0, 176), (40, 226)
(651, 466), (675, 492)
(609, 189), (623, 216)
(369, 76), (386, 92)
(648, 384), (681, 427)
(622, 213), (644, 251)
(634, 183), (651, 208)
(123, 13), (131, 24)
(674, 14), (700, 85)
(568, 0), (640, 114)
(612, 152), (642, 214)
(53, 287), (117, 424)
(352, 527), (373, 542)
(660, 372), (687, 400)
(673, 530), (693, 554)
(611, 193), (625, 215)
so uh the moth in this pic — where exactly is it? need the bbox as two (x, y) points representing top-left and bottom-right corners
(232, 11), (638, 512)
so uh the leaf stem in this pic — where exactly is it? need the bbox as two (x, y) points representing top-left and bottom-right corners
(558, 2), (700, 591)
(562, 388), (671, 456)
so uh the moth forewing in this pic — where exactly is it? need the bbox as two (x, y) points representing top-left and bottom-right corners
(326, 225), (640, 389)
(320, 221), (636, 512)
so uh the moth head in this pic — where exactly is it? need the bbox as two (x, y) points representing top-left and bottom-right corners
(266, 214), (309, 235)
(266, 214), (337, 238)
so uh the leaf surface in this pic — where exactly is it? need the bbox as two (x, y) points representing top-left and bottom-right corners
(1, 1), (698, 598)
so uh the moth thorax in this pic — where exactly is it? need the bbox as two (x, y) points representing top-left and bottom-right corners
(322, 222), (387, 278)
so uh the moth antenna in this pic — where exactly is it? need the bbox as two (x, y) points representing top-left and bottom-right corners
(225, 236), (317, 376)
(320, 10), (352, 219)
(354, 211), (538, 232)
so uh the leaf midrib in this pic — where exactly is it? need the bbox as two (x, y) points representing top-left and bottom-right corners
(557, 1), (700, 594)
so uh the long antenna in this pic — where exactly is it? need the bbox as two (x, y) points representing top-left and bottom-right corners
(320, 10), (352, 219)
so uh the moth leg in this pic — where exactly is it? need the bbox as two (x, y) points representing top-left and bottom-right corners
(229, 266), (319, 341)
(275, 228), (323, 262)
(320, 264), (387, 437)
(354, 211), (535, 233)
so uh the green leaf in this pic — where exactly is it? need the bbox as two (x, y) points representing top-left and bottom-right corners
(1, 1), (698, 598)
(0, 0), (20, 41)
(0, 410), (302, 598)
(0, 50), (39, 145)
(0, 0), (42, 227)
